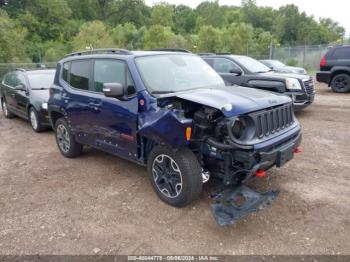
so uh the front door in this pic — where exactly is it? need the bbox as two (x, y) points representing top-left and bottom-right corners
(91, 59), (138, 161)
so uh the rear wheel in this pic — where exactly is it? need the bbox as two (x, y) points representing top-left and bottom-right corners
(147, 146), (202, 207)
(54, 118), (82, 158)
(330, 74), (350, 93)
(29, 107), (44, 132)
(1, 99), (15, 118)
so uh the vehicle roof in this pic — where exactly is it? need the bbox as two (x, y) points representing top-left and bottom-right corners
(25, 69), (56, 75)
(59, 50), (194, 63)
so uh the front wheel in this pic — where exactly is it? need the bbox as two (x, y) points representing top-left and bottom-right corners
(29, 107), (44, 132)
(330, 74), (350, 93)
(147, 146), (203, 207)
(54, 118), (82, 158)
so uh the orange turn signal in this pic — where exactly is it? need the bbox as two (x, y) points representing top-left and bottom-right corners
(185, 127), (192, 141)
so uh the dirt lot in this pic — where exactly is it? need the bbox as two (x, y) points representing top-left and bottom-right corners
(0, 82), (350, 255)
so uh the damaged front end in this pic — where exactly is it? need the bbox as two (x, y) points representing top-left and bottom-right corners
(138, 93), (301, 226)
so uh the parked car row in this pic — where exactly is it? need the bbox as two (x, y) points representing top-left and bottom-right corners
(1, 49), (308, 226)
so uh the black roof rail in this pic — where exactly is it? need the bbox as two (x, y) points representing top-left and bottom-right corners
(216, 52), (232, 55)
(64, 48), (133, 58)
(151, 48), (191, 53)
(198, 53), (216, 56)
(15, 68), (26, 72)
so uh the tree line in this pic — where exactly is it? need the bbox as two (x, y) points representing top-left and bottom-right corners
(0, 0), (346, 63)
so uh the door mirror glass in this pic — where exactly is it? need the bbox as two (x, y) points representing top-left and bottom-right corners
(14, 84), (26, 91)
(103, 83), (124, 98)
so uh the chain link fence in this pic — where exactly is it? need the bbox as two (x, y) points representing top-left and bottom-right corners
(0, 62), (57, 79)
(270, 44), (332, 74)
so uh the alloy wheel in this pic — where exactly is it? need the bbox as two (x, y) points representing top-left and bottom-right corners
(30, 109), (38, 130)
(56, 124), (71, 153)
(334, 76), (349, 90)
(152, 154), (183, 198)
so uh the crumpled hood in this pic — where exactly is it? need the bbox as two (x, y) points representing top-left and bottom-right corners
(171, 86), (291, 117)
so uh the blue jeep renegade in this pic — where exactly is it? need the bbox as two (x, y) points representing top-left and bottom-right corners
(48, 49), (302, 225)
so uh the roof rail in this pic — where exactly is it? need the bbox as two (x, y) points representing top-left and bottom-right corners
(198, 53), (216, 56)
(151, 48), (191, 53)
(216, 52), (232, 55)
(15, 68), (26, 72)
(64, 48), (133, 58)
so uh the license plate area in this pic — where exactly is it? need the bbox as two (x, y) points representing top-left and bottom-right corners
(276, 145), (294, 167)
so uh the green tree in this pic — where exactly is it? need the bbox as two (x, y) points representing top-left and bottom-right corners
(220, 23), (254, 54)
(72, 21), (114, 50)
(173, 5), (197, 34)
(150, 2), (174, 28)
(196, 1), (225, 28)
(197, 25), (221, 53)
(144, 25), (174, 49)
(0, 10), (28, 62)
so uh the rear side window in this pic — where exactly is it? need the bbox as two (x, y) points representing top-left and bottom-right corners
(62, 62), (70, 83)
(331, 47), (350, 59)
(93, 59), (136, 96)
(3, 73), (15, 86)
(69, 60), (90, 90)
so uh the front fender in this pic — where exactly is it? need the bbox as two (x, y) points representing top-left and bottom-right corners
(138, 107), (193, 149)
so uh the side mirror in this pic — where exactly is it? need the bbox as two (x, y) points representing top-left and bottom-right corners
(14, 84), (26, 91)
(102, 83), (124, 99)
(229, 68), (242, 76)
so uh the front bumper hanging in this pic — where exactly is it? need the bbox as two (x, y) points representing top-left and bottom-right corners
(210, 185), (279, 226)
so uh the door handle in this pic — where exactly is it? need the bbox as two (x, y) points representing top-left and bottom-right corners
(88, 102), (101, 111)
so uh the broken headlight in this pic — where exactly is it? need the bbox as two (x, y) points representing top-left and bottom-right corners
(228, 116), (255, 143)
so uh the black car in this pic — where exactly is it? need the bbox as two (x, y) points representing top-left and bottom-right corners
(316, 45), (350, 93)
(0, 69), (55, 132)
(260, 59), (307, 75)
(201, 54), (315, 110)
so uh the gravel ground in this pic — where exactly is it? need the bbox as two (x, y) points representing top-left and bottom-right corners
(0, 82), (349, 255)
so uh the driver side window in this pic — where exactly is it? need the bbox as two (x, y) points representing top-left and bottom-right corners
(213, 59), (241, 74)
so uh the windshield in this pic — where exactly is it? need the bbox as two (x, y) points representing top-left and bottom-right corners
(233, 56), (271, 73)
(135, 54), (225, 93)
(28, 72), (55, 90)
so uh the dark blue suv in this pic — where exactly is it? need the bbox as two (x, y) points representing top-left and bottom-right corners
(48, 49), (301, 221)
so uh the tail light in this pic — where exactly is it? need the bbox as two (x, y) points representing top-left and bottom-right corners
(320, 56), (326, 68)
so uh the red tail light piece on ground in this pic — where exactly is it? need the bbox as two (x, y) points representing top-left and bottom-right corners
(255, 169), (266, 177)
(294, 146), (302, 154)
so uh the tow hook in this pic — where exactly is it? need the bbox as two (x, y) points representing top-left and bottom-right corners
(210, 185), (279, 226)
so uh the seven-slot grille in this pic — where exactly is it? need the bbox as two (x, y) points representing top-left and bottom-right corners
(253, 103), (294, 139)
(303, 79), (315, 95)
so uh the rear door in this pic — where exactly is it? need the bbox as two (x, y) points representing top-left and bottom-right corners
(62, 59), (96, 144)
(204, 58), (244, 86)
(90, 59), (139, 160)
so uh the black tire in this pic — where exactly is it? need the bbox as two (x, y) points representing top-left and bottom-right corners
(330, 74), (350, 93)
(54, 117), (82, 158)
(1, 99), (15, 119)
(29, 107), (45, 132)
(147, 146), (202, 207)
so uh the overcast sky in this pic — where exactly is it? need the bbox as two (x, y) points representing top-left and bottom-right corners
(145, 0), (349, 35)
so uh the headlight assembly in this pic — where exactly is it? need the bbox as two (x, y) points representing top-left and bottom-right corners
(285, 78), (302, 90)
(227, 116), (255, 143)
(41, 102), (48, 110)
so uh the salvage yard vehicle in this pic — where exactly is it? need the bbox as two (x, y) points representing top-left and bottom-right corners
(0, 69), (55, 132)
(201, 54), (315, 110)
(48, 49), (302, 226)
(260, 59), (307, 75)
(316, 45), (350, 93)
